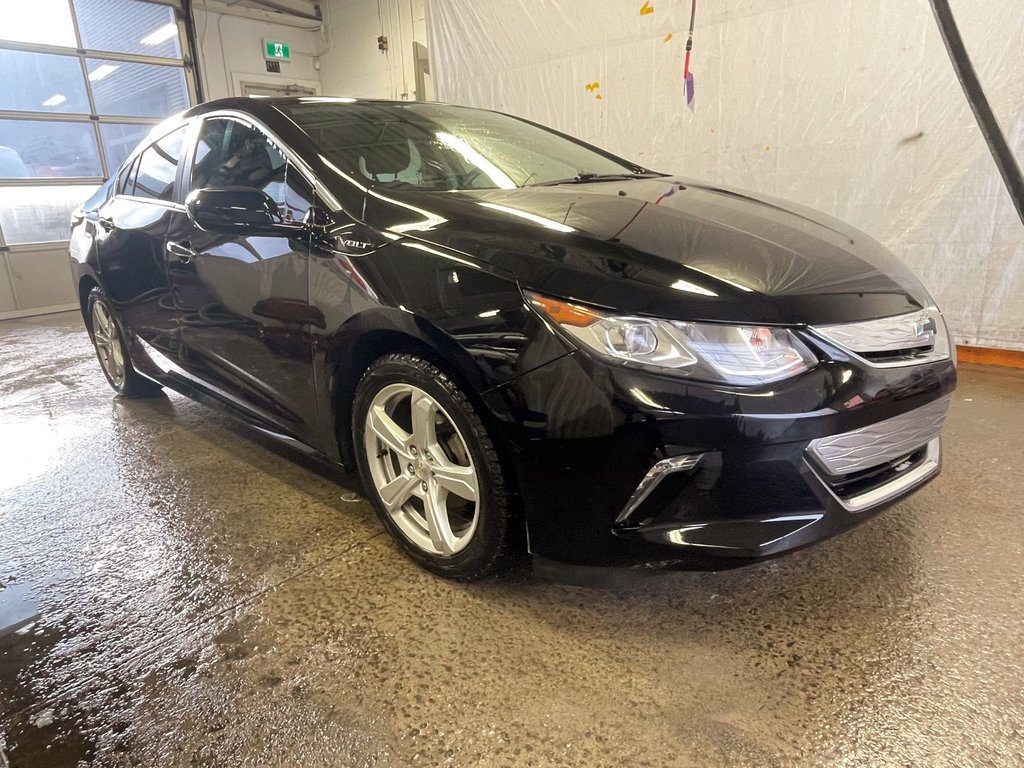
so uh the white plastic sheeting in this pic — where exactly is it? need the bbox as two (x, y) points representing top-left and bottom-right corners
(426, 0), (1024, 350)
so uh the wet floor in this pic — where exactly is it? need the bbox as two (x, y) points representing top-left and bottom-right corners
(1, 311), (1023, 767)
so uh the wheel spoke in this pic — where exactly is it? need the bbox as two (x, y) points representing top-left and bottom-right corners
(410, 390), (438, 450)
(111, 340), (125, 371)
(93, 324), (107, 343)
(424, 476), (458, 555)
(91, 303), (125, 385)
(368, 404), (412, 458)
(431, 460), (478, 502)
(378, 473), (420, 512)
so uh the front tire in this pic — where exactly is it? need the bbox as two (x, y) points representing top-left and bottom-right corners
(86, 287), (162, 398)
(352, 353), (518, 580)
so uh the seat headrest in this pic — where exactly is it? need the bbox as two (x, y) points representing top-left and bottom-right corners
(361, 137), (413, 177)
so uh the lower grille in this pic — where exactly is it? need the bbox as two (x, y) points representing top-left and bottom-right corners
(827, 444), (929, 499)
(808, 395), (950, 475)
(806, 396), (950, 511)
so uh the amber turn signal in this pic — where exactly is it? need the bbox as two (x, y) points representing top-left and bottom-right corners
(526, 292), (604, 328)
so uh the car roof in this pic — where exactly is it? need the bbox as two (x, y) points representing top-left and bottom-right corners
(181, 95), (437, 119)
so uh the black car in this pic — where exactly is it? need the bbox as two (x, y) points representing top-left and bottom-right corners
(69, 97), (957, 580)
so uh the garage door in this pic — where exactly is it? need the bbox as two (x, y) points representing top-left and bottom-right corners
(0, 0), (198, 319)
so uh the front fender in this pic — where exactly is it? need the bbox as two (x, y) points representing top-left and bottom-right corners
(310, 238), (573, 463)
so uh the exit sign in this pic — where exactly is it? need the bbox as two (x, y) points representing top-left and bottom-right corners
(264, 40), (290, 61)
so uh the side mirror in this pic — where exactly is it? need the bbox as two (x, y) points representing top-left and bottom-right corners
(185, 187), (303, 236)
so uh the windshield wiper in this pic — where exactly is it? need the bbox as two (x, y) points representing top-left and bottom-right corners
(529, 171), (665, 187)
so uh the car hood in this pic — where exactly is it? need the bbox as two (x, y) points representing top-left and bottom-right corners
(362, 177), (931, 325)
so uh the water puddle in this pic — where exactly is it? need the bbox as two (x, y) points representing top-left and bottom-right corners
(0, 582), (38, 639)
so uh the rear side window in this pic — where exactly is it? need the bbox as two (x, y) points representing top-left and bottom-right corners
(132, 125), (187, 201)
(189, 118), (286, 207)
(117, 156), (137, 195)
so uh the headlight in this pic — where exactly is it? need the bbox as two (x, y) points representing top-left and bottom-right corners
(527, 292), (816, 385)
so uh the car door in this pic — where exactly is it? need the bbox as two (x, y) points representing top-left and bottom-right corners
(93, 123), (190, 363)
(162, 115), (320, 442)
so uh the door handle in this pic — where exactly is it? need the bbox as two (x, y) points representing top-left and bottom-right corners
(166, 239), (197, 264)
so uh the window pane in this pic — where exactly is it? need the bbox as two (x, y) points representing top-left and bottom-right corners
(0, 185), (98, 244)
(74, 0), (181, 59)
(0, 50), (90, 114)
(118, 157), (139, 195)
(133, 126), (187, 201)
(87, 59), (188, 118)
(0, 0), (77, 47)
(0, 120), (101, 179)
(99, 122), (157, 174)
(190, 119), (286, 204)
(284, 102), (641, 191)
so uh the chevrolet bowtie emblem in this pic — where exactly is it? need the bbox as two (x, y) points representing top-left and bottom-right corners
(914, 317), (937, 338)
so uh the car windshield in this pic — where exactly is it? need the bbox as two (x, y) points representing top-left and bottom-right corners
(281, 100), (652, 191)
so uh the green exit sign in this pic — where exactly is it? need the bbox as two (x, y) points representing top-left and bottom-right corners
(264, 40), (290, 61)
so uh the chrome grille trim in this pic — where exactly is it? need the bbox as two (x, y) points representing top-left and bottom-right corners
(808, 395), (951, 475)
(815, 438), (942, 512)
(810, 308), (951, 368)
(615, 454), (704, 525)
(814, 309), (936, 353)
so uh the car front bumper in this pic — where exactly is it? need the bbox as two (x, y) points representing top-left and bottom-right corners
(482, 348), (957, 569)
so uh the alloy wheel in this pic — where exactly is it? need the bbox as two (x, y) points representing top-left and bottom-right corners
(91, 301), (125, 389)
(363, 383), (480, 556)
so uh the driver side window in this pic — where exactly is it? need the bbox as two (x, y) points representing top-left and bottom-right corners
(190, 118), (287, 211)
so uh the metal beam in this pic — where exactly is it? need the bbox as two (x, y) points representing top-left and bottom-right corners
(239, 0), (321, 21)
(194, 0), (322, 28)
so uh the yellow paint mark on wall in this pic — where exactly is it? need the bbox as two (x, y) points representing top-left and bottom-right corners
(595, 94), (603, 100)
(585, 82), (601, 93)
(663, 32), (673, 43)
(639, 1), (654, 16)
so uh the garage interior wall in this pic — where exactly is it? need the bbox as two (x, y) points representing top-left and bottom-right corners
(427, 0), (1024, 351)
(318, 0), (428, 100)
(191, 2), (322, 98)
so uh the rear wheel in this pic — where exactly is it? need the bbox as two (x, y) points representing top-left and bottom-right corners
(352, 353), (517, 580)
(86, 287), (162, 398)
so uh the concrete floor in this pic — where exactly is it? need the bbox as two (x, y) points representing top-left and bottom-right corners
(1, 311), (1023, 767)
